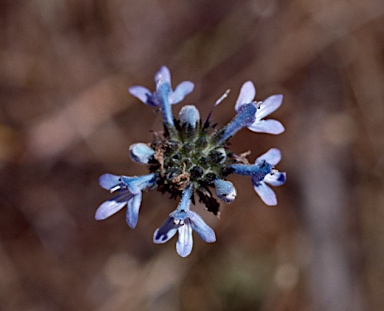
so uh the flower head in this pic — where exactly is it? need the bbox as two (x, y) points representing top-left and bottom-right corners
(96, 66), (287, 257)
(235, 81), (285, 135)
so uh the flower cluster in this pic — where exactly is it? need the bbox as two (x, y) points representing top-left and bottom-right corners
(96, 66), (286, 257)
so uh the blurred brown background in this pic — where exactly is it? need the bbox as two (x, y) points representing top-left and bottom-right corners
(1, 0), (384, 310)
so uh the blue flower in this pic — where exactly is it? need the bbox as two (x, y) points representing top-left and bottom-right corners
(128, 66), (194, 107)
(95, 173), (156, 228)
(252, 148), (286, 205)
(235, 81), (285, 135)
(153, 186), (216, 257)
(229, 148), (286, 206)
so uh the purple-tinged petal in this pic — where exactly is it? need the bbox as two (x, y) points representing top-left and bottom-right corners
(95, 191), (132, 220)
(188, 211), (216, 243)
(176, 221), (193, 257)
(256, 94), (283, 120)
(126, 192), (142, 228)
(153, 217), (178, 243)
(256, 148), (281, 166)
(264, 172), (286, 187)
(170, 81), (194, 104)
(128, 86), (153, 105)
(253, 181), (277, 206)
(99, 174), (122, 191)
(235, 81), (256, 112)
(155, 66), (171, 85)
(248, 119), (285, 134)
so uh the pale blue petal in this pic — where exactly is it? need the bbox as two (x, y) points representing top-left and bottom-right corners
(253, 181), (277, 206)
(256, 94), (283, 120)
(153, 217), (178, 243)
(128, 86), (152, 105)
(248, 119), (285, 134)
(170, 81), (194, 104)
(176, 222), (193, 257)
(95, 191), (132, 220)
(264, 172), (286, 187)
(155, 66), (171, 85)
(256, 148), (281, 166)
(188, 211), (216, 243)
(235, 81), (256, 112)
(99, 173), (121, 191)
(126, 192), (142, 228)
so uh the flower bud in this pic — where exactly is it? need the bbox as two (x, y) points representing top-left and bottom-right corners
(179, 105), (200, 128)
(129, 143), (155, 164)
(213, 179), (237, 203)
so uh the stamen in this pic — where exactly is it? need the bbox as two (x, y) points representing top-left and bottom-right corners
(215, 89), (230, 106)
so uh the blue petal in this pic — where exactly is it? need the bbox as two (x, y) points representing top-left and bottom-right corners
(155, 66), (171, 85)
(99, 173), (121, 191)
(176, 221), (193, 257)
(253, 181), (277, 206)
(264, 172), (286, 187)
(95, 191), (132, 220)
(235, 81), (256, 112)
(188, 211), (216, 243)
(248, 119), (285, 134)
(153, 217), (178, 244)
(256, 148), (281, 166)
(126, 192), (142, 228)
(170, 81), (194, 104)
(256, 94), (283, 119)
(128, 86), (153, 105)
